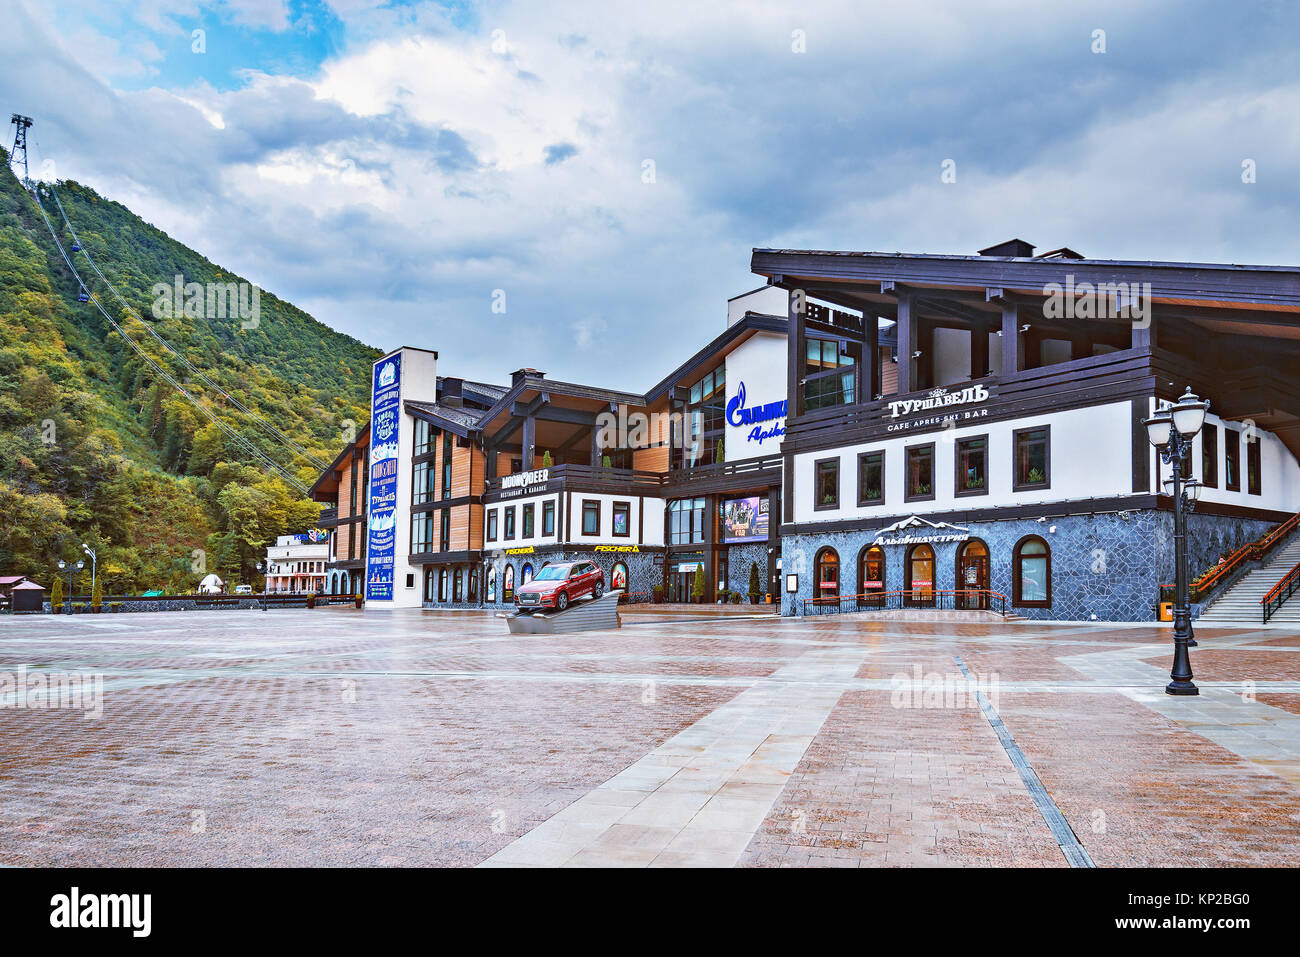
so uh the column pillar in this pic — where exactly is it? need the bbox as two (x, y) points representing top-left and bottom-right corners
(864, 312), (880, 400)
(1000, 301), (1020, 376)
(896, 291), (915, 394)
(521, 415), (535, 472)
(970, 322), (989, 379)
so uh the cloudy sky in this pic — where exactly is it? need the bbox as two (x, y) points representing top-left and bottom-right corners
(6, 0), (1300, 387)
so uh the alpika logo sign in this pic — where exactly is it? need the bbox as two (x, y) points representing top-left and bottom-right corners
(50, 887), (151, 937)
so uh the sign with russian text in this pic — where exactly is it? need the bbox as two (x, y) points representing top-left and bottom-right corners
(726, 381), (786, 446)
(366, 353), (401, 601)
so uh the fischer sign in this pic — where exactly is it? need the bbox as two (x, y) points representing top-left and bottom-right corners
(888, 384), (990, 419)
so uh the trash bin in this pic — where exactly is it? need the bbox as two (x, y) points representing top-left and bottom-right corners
(1158, 601), (1174, 622)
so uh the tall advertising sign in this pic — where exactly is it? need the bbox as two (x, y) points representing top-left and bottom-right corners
(366, 353), (402, 601)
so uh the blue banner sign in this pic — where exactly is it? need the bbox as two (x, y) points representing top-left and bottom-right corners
(366, 354), (402, 601)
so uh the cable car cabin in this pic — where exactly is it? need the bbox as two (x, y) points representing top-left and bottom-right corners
(77, 291), (89, 302)
(70, 242), (81, 251)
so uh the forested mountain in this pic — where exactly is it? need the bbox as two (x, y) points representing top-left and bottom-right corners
(0, 148), (381, 592)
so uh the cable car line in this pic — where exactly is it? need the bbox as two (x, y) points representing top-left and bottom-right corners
(45, 187), (332, 474)
(26, 185), (313, 496)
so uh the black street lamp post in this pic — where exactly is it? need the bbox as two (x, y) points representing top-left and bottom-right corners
(1143, 388), (1211, 696)
(56, 558), (85, 615)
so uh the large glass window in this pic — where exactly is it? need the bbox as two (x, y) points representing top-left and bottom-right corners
(1247, 436), (1262, 496)
(1013, 427), (1050, 490)
(522, 503), (535, 538)
(815, 458), (839, 510)
(682, 367), (726, 468)
(486, 509), (498, 542)
(956, 436), (987, 495)
(439, 508), (450, 552)
(857, 451), (884, 506)
(905, 444), (934, 501)
(453, 568), (464, 603)
(1014, 537), (1051, 606)
(411, 512), (434, 552)
(542, 500), (555, 536)
(803, 337), (857, 412)
(668, 498), (707, 545)
(504, 506), (516, 540)
(906, 543), (936, 605)
(858, 545), (885, 607)
(413, 460), (436, 504)
(1225, 429), (1241, 491)
(414, 418), (433, 456)
(582, 500), (601, 535)
(1202, 423), (1218, 488)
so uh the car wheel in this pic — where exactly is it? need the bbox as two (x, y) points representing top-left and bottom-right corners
(593, 583), (604, 600)
(556, 591), (569, 611)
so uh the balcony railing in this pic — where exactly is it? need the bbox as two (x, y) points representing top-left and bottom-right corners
(486, 455), (783, 497)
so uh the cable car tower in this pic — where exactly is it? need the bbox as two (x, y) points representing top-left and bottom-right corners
(9, 114), (33, 188)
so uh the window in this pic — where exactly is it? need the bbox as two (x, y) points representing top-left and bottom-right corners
(542, 500), (555, 536)
(1014, 536), (1051, 607)
(487, 566), (498, 603)
(1225, 429), (1241, 491)
(503, 506), (516, 540)
(858, 545), (885, 607)
(906, 543), (936, 605)
(582, 500), (601, 536)
(814, 458), (839, 510)
(441, 432), (453, 499)
(669, 498), (706, 544)
(612, 501), (631, 537)
(521, 562), (534, 586)
(439, 509), (450, 552)
(682, 367), (726, 468)
(955, 436), (988, 496)
(610, 562), (628, 592)
(857, 451), (884, 506)
(452, 568), (463, 602)
(467, 566), (478, 603)
(1013, 427), (1050, 490)
(814, 547), (839, 600)
(414, 418), (433, 456)
(410, 512), (434, 553)
(522, 503), (535, 538)
(486, 509), (498, 542)
(503, 565), (514, 601)
(413, 460), (436, 504)
(1202, 423), (1218, 488)
(1247, 435), (1261, 496)
(438, 569), (448, 602)
(803, 337), (857, 412)
(905, 444), (935, 502)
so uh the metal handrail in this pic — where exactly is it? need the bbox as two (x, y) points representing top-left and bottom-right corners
(1161, 510), (1300, 603)
(801, 588), (1008, 616)
(1261, 560), (1300, 623)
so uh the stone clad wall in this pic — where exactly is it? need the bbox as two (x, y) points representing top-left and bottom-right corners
(781, 509), (1274, 622)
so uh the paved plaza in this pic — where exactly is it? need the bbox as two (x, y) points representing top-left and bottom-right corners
(2, 606), (1299, 867)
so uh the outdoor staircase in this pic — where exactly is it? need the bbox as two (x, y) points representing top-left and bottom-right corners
(1198, 537), (1300, 625)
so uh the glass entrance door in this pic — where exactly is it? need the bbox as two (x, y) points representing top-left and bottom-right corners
(957, 540), (989, 609)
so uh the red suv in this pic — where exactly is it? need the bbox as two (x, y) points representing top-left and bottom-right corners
(514, 561), (605, 613)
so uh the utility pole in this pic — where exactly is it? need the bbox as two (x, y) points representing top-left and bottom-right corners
(9, 114), (33, 188)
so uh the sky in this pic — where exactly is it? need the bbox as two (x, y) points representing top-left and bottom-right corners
(5, 0), (1300, 388)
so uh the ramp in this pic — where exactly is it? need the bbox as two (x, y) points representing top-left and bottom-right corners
(502, 590), (623, 634)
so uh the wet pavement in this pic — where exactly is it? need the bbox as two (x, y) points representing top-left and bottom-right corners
(1, 607), (1298, 867)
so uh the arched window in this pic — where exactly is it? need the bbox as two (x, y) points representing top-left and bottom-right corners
(1014, 536), (1051, 607)
(858, 545), (885, 607)
(957, 539), (989, 609)
(503, 564), (515, 601)
(468, 566), (479, 604)
(815, 547), (840, 602)
(610, 562), (628, 593)
(487, 566), (498, 603)
(438, 569), (448, 603)
(453, 568), (464, 603)
(906, 543), (935, 605)
(521, 562), (534, 586)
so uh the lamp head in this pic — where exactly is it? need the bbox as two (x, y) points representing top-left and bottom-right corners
(1142, 412), (1173, 449)
(57, 559), (66, 570)
(1171, 387), (1209, 438)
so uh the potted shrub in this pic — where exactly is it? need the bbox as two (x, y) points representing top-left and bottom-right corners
(91, 580), (103, 614)
(306, 593), (316, 609)
(50, 577), (63, 615)
(109, 601), (123, 613)
(354, 594), (363, 609)
(652, 584), (664, 603)
(541, 449), (553, 467)
(748, 563), (761, 604)
(730, 591), (742, 604)
(691, 564), (705, 604)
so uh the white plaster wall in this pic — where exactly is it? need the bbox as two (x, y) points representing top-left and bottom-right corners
(723, 331), (788, 462)
(792, 401), (1137, 524)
